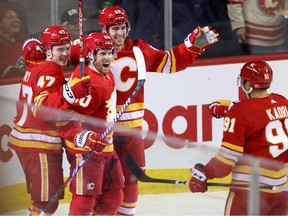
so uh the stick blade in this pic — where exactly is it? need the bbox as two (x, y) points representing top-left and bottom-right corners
(133, 46), (146, 80)
(125, 153), (187, 185)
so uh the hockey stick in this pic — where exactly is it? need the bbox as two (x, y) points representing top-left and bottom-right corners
(78, 0), (85, 77)
(41, 46), (146, 214)
(125, 154), (288, 191)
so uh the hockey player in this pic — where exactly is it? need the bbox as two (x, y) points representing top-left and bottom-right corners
(69, 5), (220, 214)
(189, 60), (288, 215)
(8, 25), (92, 215)
(59, 32), (124, 215)
(97, 6), (220, 215)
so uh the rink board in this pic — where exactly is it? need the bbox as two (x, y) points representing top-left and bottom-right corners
(0, 59), (288, 213)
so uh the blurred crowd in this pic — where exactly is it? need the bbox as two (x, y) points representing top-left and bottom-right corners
(0, 0), (287, 78)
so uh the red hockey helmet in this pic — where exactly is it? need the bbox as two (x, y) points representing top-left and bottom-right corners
(22, 38), (46, 63)
(41, 25), (71, 50)
(84, 32), (114, 56)
(239, 60), (273, 90)
(99, 6), (130, 33)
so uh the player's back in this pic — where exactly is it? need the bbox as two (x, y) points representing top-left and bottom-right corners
(225, 93), (288, 161)
(224, 93), (288, 188)
(247, 93), (288, 162)
(14, 61), (65, 128)
(8, 61), (64, 153)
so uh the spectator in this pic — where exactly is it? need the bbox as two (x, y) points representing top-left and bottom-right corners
(4, 0), (29, 35)
(227, 0), (288, 55)
(0, 1), (26, 77)
(60, 8), (87, 40)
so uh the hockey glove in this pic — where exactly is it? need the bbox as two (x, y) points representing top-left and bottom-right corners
(74, 130), (112, 154)
(62, 75), (91, 104)
(184, 26), (220, 55)
(22, 38), (46, 64)
(208, 99), (238, 118)
(189, 163), (208, 193)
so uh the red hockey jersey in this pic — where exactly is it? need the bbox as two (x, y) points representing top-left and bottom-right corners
(227, 0), (288, 46)
(204, 93), (288, 193)
(112, 39), (199, 129)
(63, 66), (116, 155)
(8, 61), (68, 153)
(70, 38), (199, 130)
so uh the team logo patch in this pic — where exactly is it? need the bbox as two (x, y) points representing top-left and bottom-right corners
(258, 0), (283, 15)
(86, 183), (95, 190)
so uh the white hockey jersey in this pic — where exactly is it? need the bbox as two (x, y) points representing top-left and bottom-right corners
(227, 0), (288, 46)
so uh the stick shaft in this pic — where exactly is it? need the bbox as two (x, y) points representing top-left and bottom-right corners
(125, 154), (288, 191)
(78, 0), (84, 77)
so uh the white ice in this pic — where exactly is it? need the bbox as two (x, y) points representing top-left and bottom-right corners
(6, 191), (228, 215)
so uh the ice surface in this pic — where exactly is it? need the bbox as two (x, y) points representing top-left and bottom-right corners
(6, 191), (228, 215)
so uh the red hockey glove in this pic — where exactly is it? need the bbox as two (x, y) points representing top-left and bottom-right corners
(189, 163), (208, 193)
(208, 99), (238, 118)
(22, 38), (46, 64)
(74, 130), (112, 154)
(184, 26), (220, 55)
(62, 75), (91, 104)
